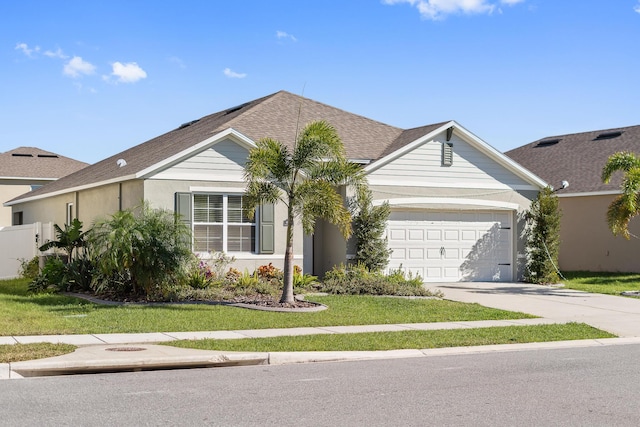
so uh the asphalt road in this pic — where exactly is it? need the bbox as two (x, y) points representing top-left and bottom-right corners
(3, 344), (640, 426)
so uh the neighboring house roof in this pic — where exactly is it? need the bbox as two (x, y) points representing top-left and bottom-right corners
(6, 90), (544, 205)
(0, 147), (88, 180)
(506, 125), (640, 195)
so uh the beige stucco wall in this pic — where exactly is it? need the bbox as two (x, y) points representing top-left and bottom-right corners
(0, 184), (33, 226)
(558, 194), (640, 273)
(10, 192), (75, 226)
(9, 180), (145, 228)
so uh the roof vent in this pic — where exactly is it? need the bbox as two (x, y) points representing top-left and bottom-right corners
(535, 138), (561, 147)
(37, 154), (59, 158)
(177, 119), (200, 130)
(11, 153), (34, 157)
(224, 102), (250, 115)
(594, 131), (623, 140)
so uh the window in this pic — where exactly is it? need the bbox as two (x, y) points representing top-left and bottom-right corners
(66, 203), (74, 225)
(13, 212), (23, 226)
(192, 194), (255, 252)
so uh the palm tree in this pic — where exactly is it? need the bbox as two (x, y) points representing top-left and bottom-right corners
(244, 120), (366, 304)
(601, 151), (640, 238)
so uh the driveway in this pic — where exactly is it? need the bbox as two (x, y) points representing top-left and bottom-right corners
(432, 282), (640, 338)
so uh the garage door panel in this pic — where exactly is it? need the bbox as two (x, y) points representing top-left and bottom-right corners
(408, 248), (424, 259)
(387, 210), (513, 282)
(408, 229), (424, 240)
(444, 230), (459, 240)
(389, 229), (406, 241)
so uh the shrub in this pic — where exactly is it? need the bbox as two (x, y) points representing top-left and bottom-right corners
(318, 263), (439, 297)
(28, 257), (67, 293)
(88, 203), (192, 298)
(350, 189), (391, 272)
(525, 186), (562, 284)
(18, 257), (40, 280)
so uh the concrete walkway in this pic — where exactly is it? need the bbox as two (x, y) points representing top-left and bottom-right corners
(432, 282), (640, 338)
(4, 282), (640, 379)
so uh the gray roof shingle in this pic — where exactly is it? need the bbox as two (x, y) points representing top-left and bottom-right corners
(0, 147), (88, 180)
(7, 91), (448, 203)
(505, 125), (640, 194)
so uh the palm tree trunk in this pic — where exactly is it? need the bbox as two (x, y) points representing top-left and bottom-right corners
(280, 207), (295, 304)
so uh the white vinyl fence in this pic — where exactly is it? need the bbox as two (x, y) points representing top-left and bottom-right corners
(0, 222), (53, 279)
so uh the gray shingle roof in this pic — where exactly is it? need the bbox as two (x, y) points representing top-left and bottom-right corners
(0, 147), (88, 180)
(8, 91), (448, 203)
(505, 125), (640, 194)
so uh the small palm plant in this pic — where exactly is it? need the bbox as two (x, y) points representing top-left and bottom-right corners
(601, 151), (640, 238)
(39, 218), (90, 263)
(244, 120), (367, 304)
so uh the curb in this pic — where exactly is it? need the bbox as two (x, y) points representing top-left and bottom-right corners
(5, 337), (640, 380)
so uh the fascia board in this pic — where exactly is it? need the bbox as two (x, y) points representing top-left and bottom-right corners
(557, 190), (621, 198)
(3, 174), (138, 207)
(0, 177), (56, 181)
(136, 128), (257, 179)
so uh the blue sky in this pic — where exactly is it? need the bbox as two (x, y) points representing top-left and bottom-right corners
(3, 0), (640, 164)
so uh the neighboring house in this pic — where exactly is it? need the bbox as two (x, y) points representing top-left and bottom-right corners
(0, 147), (88, 227)
(506, 125), (640, 273)
(5, 91), (545, 282)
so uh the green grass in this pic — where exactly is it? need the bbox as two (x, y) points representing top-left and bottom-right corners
(165, 323), (615, 352)
(0, 343), (77, 363)
(0, 279), (535, 336)
(562, 271), (640, 296)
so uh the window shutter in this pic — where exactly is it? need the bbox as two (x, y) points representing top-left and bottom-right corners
(175, 193), (192, 226)
(259, 203), (275, 254)
(442, 142), (453, 166)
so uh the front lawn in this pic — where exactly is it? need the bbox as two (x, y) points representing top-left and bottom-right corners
(561, 272), (640, 296)
(0, 278), (535, 336)
(165, 323), (614, 352)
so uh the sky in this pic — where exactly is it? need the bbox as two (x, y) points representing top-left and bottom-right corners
(2, 0), (640, 165)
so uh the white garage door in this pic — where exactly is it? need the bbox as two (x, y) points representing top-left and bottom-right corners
(387, 210), (513, 282)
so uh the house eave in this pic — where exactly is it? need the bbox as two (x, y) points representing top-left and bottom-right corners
(3, 174), (138, 207)
(557, 190), (622, 198)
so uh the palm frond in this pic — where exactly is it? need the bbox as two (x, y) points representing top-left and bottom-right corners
(601, 151), (640, 183)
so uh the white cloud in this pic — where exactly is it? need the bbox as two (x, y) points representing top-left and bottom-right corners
(223, 68), (247, 79)
(276, 30), (297, 42)
(15, 42), (40, 57)
(63, 56), (96, 78)
(383, 0), (524, 20)
(44, 48), (68, 59)
(108, 62), (147, 83)
(635, 2), (640, 13)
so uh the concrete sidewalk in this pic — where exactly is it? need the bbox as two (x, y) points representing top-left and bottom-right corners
(4, 282), (640, 379)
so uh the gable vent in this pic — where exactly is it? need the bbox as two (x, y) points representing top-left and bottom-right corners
(594, 131), (623, 141)
(11, 153), (33, 157)
(535, 138), (561, 147)
(442, 142), (453, 166)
